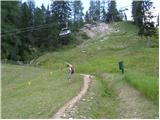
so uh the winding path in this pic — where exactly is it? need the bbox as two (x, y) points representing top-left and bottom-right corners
(52, 74), (92, 119)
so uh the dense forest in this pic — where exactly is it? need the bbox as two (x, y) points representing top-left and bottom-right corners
(1, 0), (158, 62)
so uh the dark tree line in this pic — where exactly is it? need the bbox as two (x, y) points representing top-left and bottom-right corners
(85, 0), (123, 23)
(1, 0), (84, 61)
(132, 0), (157, 39)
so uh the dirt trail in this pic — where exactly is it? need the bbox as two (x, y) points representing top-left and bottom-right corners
(102, 73), (159, 119)
(116, 81), (158, 118)
(52, 74), (92, 119)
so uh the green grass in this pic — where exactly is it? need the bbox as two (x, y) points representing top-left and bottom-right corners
(33, 22), (158, 104)
(125, 71), (159, 104)
(69, 75), (118, 119)
(1, 64), (83, 118)
(1, 21), (159, 118)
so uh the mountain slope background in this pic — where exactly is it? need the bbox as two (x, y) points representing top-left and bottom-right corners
(1, 22), (159, 118)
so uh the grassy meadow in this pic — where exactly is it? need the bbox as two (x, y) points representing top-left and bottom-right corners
(34, 22), (158, 103)
(1, 64), (83, 118)
(1, 22), (159, 118)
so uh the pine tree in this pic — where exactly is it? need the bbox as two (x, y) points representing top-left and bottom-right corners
(41, 4), (46, 24)
(132, 0), (156, 38)
(27, 0), (35, 29)
(51, 0), (71, 28)
(124, 13), (127, 21)
(72, 0), (84, 23)
(85, 11), (90, 23)
(101, 7), (106, 22)
(95, 0), (101, 21)
(156, 14), (159, 27)
(72, 0), (84, 30)
(1, 1), (22, 60)
(106, 0), (119, 22)
(33, 7), (45, 48)
(142, 1), (156, 37)
(88, 0), (95, 21)
(46, 5), (51, 24)
(132, 1), (143, 27)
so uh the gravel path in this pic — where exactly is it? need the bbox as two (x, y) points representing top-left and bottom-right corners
(102, 73), (159, 119)
(52, 74), (92, 119)
(116, 81), (159, 118)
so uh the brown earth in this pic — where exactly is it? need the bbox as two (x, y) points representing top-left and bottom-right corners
(52, 74), (92, 119)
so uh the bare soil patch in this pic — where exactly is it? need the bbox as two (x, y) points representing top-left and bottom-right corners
(52, 75), (92, 119)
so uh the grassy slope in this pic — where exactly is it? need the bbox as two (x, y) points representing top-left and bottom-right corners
(66, 75), (119, 119)
(32, 22), (158, 118)
(2, 64), (83, 118)
(2, 22), (158, 118)
(34, 22), (158, 103)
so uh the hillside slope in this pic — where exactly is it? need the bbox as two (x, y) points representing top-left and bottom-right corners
(2, 22), (159, 118)
(33, 21), (158, 118)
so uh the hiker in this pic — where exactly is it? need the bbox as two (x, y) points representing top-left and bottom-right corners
(66, 63), (74, 80)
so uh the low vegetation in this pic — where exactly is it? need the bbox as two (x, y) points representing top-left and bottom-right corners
(67, 76), (118, 118)
(125, 71), (158, 103)
(1, 22), (158, 118)
(2, 64), (83, 118)
(33, 22), (158, 104)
